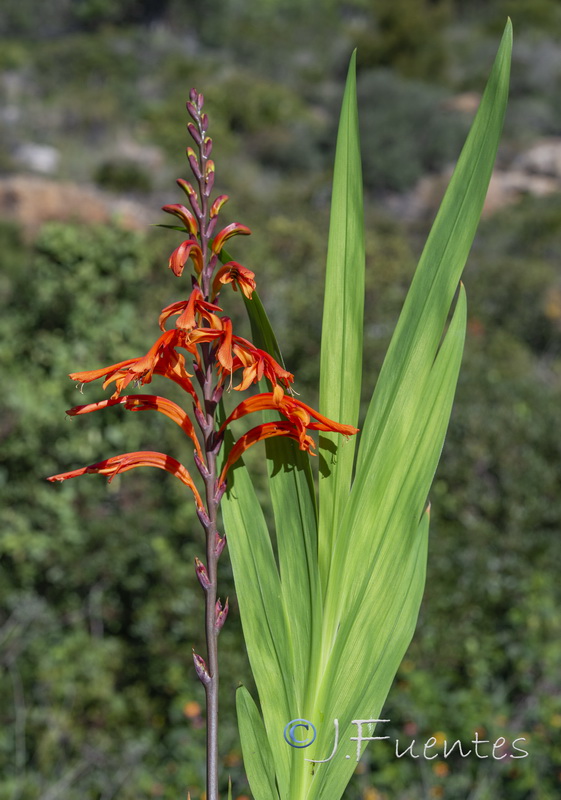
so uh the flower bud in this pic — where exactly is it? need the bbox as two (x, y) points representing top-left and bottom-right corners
(196, 505), (211, 528)
(215, 534), (226, 558)
(186, 101), (198, 121)
(192, 650), (211, 685)
(215, 597), (229, 633)
(195, 556), (211, 590)
(203, 137), (213, 158)
(187, 122), (202, 146)
(187, 147), (201, 179)
(210, 194), (229, 219)
(193, 451), (210, 479)
(214, 481), (227, 504)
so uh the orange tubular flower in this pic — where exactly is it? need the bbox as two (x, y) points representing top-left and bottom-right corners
(169, 239), (204, 276)
(218, 422), (316, 485)
(47, 451), (204, 508)
(67, 394), (203, 460)
(70, 329), (201, 408)
(219, 392), (359, 448)
(227, 338), (294, 395)
(211, 223), (251, 255)
(161, 204), (199, 237)
(212, 262), (256, 300)
(159, 287), (222, 332)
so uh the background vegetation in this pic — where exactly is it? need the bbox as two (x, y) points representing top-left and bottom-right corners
(1, 1), (560, 798)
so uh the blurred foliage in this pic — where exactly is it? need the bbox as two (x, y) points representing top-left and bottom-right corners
(94, 159), (152, 193)
(2, 2), (561, 798)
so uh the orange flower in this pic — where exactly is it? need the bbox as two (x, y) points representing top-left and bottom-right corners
(70, 329), (200, 407)
(169, 239), (204, 276)
(228, 338), (294, 394)
(219, 392), (359, 449)
(212, 262), (256, 299)
(218, 422), (316, 484)
(211, 222), (251, 255)
(67, 394), (203, 460)
(47, 451), (204, 508)
(161, 204), (198, 237)
(159, 286), (223, 332)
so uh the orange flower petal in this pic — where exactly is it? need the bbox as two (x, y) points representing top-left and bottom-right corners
(67, 394), (203, 459)
(219, 422), (316, 484)
(48, 451), (204, 508)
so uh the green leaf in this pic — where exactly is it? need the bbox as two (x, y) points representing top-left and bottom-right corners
(242, 290), (321, 712)
(309, 289), (465, 799)
(236, 686), (280, 800)
(318, 49), (365, 592)
(220, 441), (295, 796)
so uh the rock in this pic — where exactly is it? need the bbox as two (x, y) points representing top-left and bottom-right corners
(0, 175), (153, 237)
(513, 137), (561, 179)
(13, 143), (61, 174)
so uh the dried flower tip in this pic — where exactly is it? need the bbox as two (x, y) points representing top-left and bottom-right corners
(195, 556), (211, 590)
(192, 650), (211, 685)
(210, 195), (229, 219)
(215, 597), (229, 633)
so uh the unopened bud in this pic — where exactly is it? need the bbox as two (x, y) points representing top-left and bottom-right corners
(195, 556), (211, 590)
(189, 88), (198, 103)
(187, 147), (201, 179)
(192, 650), (211, 685)
(215, 597), (229, 633)
(196, 92), (204, 110)
(187, 122), (202, 146)
(203, 136), (213, 158)
(200, 113), (209, 132)
(186, 101), (198, 121)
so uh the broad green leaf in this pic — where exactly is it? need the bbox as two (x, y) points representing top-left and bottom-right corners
(236, 686), (280, 800)
(242, 291), (321, 710)
(221, 442), (295, 796)
(318, 50), (365, 592)
(309, 289), (465, 799)
(355, 20), (512, 482)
